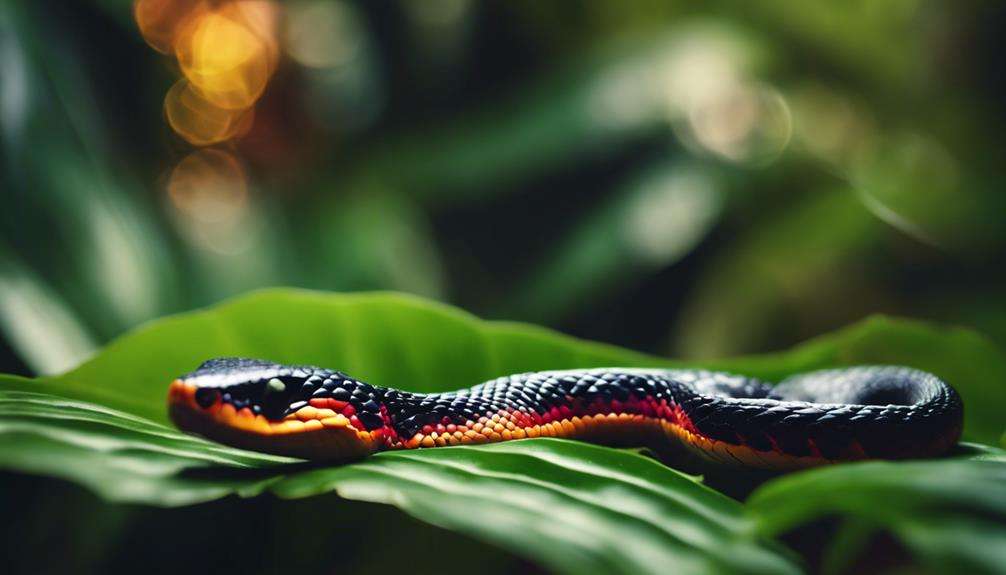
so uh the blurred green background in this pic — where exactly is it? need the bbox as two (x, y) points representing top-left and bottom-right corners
(2, 1), (1006, 573)
(2, 0), (1004, 377)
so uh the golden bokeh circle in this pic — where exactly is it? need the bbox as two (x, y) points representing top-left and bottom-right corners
(133, 0), (205, 54)
(164, 79), (255, 146)
(174, 2), (277, 110)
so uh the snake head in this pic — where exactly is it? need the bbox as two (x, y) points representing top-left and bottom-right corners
(167, 357), (387, 459)
(173, 357), (318, 420)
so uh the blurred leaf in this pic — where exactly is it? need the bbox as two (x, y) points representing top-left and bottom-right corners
(1, 2), (175, 341)
(348, 23), (768, 206)
(851, 133), (1005, 255)
(0, 250), (97, 375)
(502, 161), (725, 322)
(0, 389), (796, 575)
(748, 449), (1006, 574)
(307, 190), (445, 298)
(673, 187), (880, 358)
(730, 0), (925, 91)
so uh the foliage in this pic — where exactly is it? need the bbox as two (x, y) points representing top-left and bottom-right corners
(2, 290), (1005, 574)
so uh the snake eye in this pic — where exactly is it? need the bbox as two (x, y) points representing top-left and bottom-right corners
(265, 378), (286, 394)
(258, 377), (296, 420)
(194, 388), (219, 409)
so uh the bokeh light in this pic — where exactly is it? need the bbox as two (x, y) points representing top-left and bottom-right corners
(175, 2), (278, 110)
(137, 0), (279, 150)
(164, 79), (254, 146)
(227, 0), (281, 60)
(683, 82), (792, 165)
(624, 166), (722, 264)
(660, 29), (746, 119)
(167, 148), (248, 225)
(167, 149), (269, 262)
(132, 0), (203, 54)
(137, 0), (281, 257)
(285, 0), (382, 135)
(285, 0), (362, 69)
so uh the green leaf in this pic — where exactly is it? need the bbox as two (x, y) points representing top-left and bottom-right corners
(748, 447), (1006, 573)
(0, 389), (796, 575)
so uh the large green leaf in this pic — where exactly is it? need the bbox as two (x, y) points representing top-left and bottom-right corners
(0, 389), (795, 575)
(2, 289), (1005, 573)
(748, 449), (1006, 574)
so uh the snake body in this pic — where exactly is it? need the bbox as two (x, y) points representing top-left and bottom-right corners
(168, 359), (963, 469)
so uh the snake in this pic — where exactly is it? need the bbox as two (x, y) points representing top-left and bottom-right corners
(168, 358), (964, 469)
